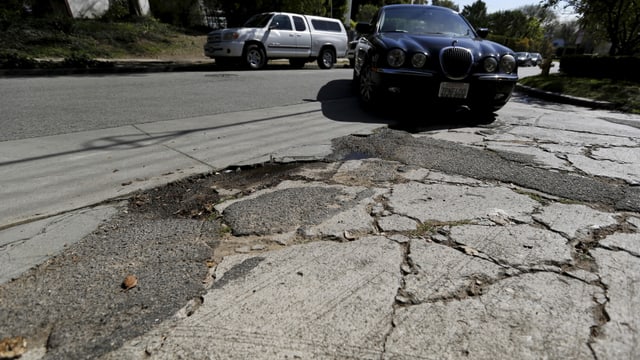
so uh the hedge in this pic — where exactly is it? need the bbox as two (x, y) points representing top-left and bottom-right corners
(560, 55), (640, 82)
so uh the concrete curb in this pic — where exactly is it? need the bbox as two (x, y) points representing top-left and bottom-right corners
(515, 83), (616, 110)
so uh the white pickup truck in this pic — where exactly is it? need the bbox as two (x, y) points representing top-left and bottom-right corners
(204, 12), (348, 70)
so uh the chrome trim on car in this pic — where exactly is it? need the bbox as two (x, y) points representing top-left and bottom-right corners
(440, 46), (473, 80)
(476, 74), (519, 81)
(375, 68), (436, 77)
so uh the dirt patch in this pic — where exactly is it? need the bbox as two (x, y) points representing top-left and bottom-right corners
(128, 162), (312, 219)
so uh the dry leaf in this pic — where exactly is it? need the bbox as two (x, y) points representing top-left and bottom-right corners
(122, 275), (138, 290)
(461, 245), (479, 256)
(0, 336), (27, 359)
(344, 230), (356, 240)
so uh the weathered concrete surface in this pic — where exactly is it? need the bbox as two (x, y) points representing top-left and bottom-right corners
(0, 204), (121, 284)
(591, 248), (640, 359)
(103, 236), (403, 359)
(100, 157), (639, 359)
(387, 272), (602, 359)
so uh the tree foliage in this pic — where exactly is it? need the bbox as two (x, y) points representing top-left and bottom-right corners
(355, 4), (379, 22)
(210, 0), (348, 27)
(148, 0), (201, 27)
(461, 0), (488, 28)
(546, 0), (640, 55)
(432, 0), (460, 12)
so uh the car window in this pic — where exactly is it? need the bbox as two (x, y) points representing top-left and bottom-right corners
(379, 7), (472, 37)
(293, 16), (306, 31)
(311, 19), (343, 32)
(244, 13), (273, 27)
(271, 15), (293, 30)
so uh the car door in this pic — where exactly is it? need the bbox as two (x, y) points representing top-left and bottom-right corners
(292, 15), (311, 57)
(265, 14), (297, 57)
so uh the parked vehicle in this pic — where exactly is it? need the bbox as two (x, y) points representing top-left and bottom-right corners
(352, 4), (518, 119)
(529, 52), (543, 66)
(204, 12), (348, 70)
(346, 38), (359, 67)
(515, 52), (533, 66)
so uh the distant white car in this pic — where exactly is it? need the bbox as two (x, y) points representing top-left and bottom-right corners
(529, 52), (543, 66)
(515, 52), (532, 66)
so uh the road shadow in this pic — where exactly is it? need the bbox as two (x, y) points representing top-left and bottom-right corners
(316, 79), (498, 133)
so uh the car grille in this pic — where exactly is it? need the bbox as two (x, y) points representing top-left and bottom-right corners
(440, 47), (473, 80)
(207, 33), (222, 42)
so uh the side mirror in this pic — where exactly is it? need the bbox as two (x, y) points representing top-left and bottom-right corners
(269, 22), (279, 30)
(476, 28), (489, 38)
(355, 22), (373, 34)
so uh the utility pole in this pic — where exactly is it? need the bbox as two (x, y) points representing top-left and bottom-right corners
(344, 0), (352, 28)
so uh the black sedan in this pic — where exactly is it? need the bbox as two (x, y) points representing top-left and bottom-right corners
(352, 4), (518, 120)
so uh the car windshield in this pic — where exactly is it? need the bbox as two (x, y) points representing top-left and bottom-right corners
(379, 7), (473, 37)
(243, 13), (273, 27)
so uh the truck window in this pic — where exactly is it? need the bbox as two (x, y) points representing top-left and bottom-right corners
(271, 15), (293, 30)
(244, 13), (273, 27)
(293, 16), (306, 31)
(311, 19), (342, 32)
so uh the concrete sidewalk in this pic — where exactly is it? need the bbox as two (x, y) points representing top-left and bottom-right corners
(100, 154), (638, 359)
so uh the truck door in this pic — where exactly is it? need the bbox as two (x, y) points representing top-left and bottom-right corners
(292, 15), (311, 56)
(266, 14), (297, 57)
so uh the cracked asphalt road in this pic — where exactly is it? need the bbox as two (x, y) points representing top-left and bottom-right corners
(1, 100), (640, 359)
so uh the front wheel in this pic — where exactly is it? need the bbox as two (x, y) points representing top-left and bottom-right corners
(357, 63), (381, 109)
(244, 44), (267, 70)
(317, 48), (335, 69)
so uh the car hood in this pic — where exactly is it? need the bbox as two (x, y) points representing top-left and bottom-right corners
(374, 33), (513, 58)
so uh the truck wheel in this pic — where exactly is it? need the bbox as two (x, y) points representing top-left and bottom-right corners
(317, 48), (335, 69)
(244, 44), (266, 70)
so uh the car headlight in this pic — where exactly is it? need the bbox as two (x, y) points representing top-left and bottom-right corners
(483, 57), (498, 73)
(387, 49), (406, 68)
(411, 53), (427, 68)
(222, 32), (239, 41)
(499, 54), (516, 74)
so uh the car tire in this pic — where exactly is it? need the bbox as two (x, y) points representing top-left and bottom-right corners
(244, 44), (267, 70)
(317, 48), (335, 69)
(357, 62), (381, 109)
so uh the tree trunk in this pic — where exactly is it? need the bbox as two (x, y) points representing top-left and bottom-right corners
(128, 0), (142, 16)
(539, 39), (554, 76)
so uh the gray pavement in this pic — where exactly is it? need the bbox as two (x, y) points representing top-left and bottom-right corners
(100, 156), (638, 359)
(1, 63), (640, 359)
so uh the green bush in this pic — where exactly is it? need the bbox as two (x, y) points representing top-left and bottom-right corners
(101, 0), (130, 21)
(560, 55), (640, 82)
(0, 51), (37, 69)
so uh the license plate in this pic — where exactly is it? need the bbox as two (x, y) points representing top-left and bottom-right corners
(438, 82), (469, 99)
